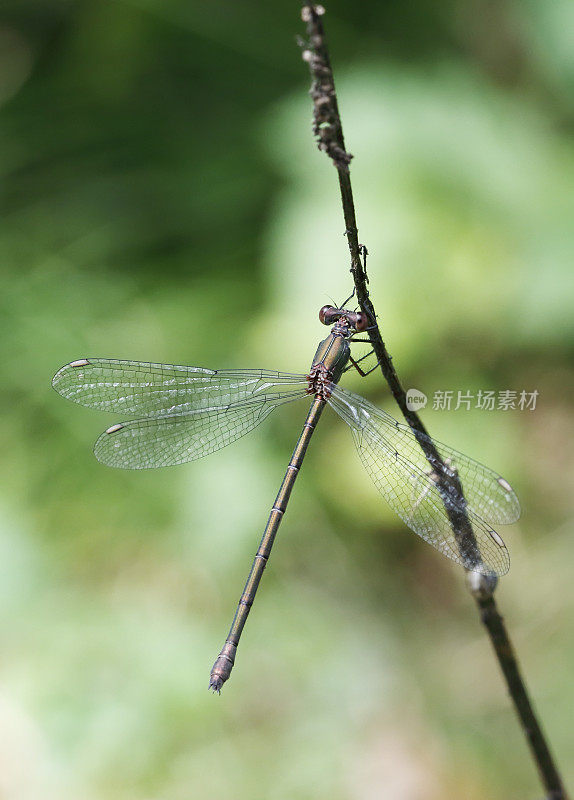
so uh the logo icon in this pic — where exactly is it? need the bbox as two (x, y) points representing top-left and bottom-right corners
(406, 388), (427, 411)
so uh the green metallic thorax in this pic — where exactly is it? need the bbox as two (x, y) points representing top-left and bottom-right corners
(310, 331), (351, 384)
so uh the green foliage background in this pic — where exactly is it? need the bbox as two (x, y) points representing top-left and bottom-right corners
(1, 1), (573, 798)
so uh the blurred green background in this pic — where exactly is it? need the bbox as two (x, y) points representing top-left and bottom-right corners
(1, 1), (573, 798)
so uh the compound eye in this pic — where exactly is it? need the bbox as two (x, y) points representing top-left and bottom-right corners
(319, 305), (338, 325)
(353, 312), (368, 332)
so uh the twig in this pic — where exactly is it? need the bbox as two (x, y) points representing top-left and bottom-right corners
(300, 5), (569, 799)
(300, 7), (483, 572)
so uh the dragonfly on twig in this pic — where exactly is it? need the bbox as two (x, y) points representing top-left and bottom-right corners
(52, 304), (520, 691)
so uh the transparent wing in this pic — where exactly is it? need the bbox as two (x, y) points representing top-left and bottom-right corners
(53, 358), (310, 469)
(327, 385), (516, 576)
(328, 385), (519, 525)
(94, 395), (310, 469)
(52, 359), (308, 417)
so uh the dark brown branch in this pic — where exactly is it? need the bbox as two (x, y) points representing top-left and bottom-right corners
(301, 2), (486, 593)
(300, 5), (569, 799)
(476, 590), (568, 799)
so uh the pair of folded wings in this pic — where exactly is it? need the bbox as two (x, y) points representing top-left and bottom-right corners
(53, 359), (520, 577)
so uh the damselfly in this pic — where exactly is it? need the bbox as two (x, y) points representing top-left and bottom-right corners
(52, 305), (519, 690)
